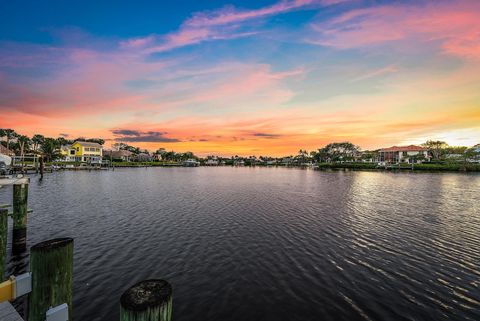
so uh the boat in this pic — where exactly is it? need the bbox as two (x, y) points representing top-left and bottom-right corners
(183, 159), (200, 167)
(0, 154), (12, 176)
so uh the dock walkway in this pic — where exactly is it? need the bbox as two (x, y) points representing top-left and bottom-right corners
(0, 177), (29, 187)
(0, 302), (23, 321)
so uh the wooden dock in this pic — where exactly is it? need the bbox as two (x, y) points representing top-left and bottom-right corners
(0, 177), (29, 187)
(0, 302), (23, 321)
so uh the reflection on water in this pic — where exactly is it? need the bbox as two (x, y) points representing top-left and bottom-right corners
(1, 168), (479, 321)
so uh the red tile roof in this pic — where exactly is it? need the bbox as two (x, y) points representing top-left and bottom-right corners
(379, 145), (426, 152)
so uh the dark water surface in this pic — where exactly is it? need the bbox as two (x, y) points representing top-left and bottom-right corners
(1, 167), (480, 321)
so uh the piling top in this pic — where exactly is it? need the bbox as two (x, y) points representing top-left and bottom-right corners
(120, 279), (172, 312)
(31, 238), (73, 252)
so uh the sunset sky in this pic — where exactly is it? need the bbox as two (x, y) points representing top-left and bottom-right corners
(1, 0), (479, 156)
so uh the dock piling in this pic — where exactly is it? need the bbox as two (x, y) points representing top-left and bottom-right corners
(28, 238), (73, 321)
(0, 208), (7, 281)
(39, 156), (44, 179)
(12, 182), (28, 253)
(120, 279), (172, 321)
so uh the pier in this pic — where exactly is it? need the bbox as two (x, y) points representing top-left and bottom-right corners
(0, 175), (174, 321)
(0, 301), (23, 321)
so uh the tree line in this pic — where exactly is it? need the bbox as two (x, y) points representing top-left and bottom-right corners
(0, 129), (105, 161)
(1, 129), (478, 163)
(112, 143), (198, 162)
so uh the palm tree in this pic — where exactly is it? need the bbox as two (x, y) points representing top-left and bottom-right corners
(0, 129), (5, 145)
(2, 129), (16, 151)
(17, 135), (30, 172)
(40, 138), (60, 162)
(31, 134), (45, 151)
(56, 137), (69, 147)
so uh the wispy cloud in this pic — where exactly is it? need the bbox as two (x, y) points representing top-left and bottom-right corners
(111, 129), (180, 142)
(252, 132), (282, 139)
(308, 1), (480, 59)
(1, 0), (479, 155)
(120, 35), (156, 49)
(185, 0), (317, 27)
(140, 0), (346, 54)
(350, 65), (398, 82)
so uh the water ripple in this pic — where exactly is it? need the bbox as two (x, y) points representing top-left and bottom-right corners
(0, 168), (479, 321)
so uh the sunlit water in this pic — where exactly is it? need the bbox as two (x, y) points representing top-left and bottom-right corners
(1, 167), (479, 321)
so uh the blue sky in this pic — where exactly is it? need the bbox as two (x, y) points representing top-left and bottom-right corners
(1, 0), (479, 155)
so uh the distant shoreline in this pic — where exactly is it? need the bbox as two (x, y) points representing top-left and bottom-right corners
(44, 161), (480, 173)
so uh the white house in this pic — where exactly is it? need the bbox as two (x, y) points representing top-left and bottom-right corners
(378, 145), (430, 164)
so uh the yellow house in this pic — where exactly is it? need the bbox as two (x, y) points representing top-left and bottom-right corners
(59, 145), (76, 161)
(71, 141), (103, 163)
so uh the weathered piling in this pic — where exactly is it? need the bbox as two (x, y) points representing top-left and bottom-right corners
(28, 238), (74, 321)
(0, 208), (7, 280)
(120, 279), (172, 321)
(39, 156), (44, 179)
(12, 182), (28, 253)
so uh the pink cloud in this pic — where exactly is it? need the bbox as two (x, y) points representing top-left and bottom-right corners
(309, 1), (480, 59)
(155, 64), (304, 111)
(0, 44), (171, 117)
(0, 39), (302, 128)
(120, 35), (155, 48)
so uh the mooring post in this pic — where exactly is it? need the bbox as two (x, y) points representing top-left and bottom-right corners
(12, 182), (28, 253)
(120, 279), (172, 321)
(0, 208), (7, 281)
(28, 238), (74, 321)
(39, 156), (44, 179)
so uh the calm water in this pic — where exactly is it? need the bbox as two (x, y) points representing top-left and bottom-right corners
(1, 167), (480, 321)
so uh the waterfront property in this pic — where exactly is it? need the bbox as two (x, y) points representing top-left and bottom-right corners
(378, 145), (430, 164)
(60, 141), (103, 163)
(205, 158), (220, 166)
(183, 159), (200, 167)
(105, 150), (134, 162)
(60, 145), (76, 161)
(134, 152), (153, 162)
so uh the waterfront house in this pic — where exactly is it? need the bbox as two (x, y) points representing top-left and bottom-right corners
(378, 145), (429, 164)
(233, 159), (245, 166)
(70, 141), (103, 163)
(60, 145), (76, 161)
(473, 144), (480, 153)
(205, 157), (219, 166)
(466, 144), (480, 163)
(134, 153), (152, 162)
(281, 157), (293, 165)
(105, 150), (133, 162)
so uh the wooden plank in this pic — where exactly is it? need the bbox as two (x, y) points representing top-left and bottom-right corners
(0, 302), (24, 321)
(0, 177), (29, 187)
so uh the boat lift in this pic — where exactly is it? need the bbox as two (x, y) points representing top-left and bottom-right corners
(0, 273), (68, 321)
